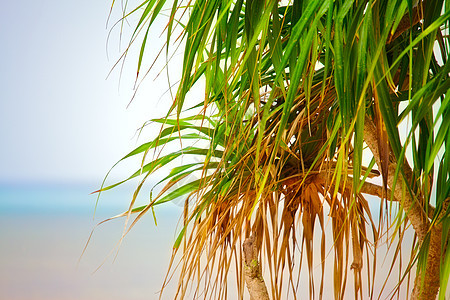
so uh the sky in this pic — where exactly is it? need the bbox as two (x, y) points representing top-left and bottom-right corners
(0, 3), (188, 298)
(0, 0), (175, 185)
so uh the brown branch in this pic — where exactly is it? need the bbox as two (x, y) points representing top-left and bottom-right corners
(314, 172), (440, 221)
(363, 118), (446, 299)
(363, 119), (429, 240)
(243, 236), (270, 300)
(411, 199), (449, 299)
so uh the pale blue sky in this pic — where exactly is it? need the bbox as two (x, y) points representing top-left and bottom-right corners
(0, 1), (173, 184)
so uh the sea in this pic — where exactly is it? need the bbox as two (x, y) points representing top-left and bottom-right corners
(0, 182), (182, 300)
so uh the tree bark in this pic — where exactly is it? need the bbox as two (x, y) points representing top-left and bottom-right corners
(363, 118), (444, 299)
(411, 202), (448, 299)
(243, 236), (270, 300)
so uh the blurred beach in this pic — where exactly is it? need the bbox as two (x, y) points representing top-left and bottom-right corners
(0, 183), (181, 300)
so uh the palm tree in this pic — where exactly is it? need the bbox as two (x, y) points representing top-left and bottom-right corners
(97, 0), (449, 299)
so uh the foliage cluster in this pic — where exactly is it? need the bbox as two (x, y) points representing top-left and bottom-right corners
(99, 0), (449, 298)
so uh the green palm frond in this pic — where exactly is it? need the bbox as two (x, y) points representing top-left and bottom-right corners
(96, 0), (450, 299)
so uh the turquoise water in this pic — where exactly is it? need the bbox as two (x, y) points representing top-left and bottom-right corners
(0, 183), (182, 300)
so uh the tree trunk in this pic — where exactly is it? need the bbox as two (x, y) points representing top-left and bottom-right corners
(410, 224), (443, 299)
(411, 203), (448, 299)
(363, 118), (444, 299)
(243, 236), (270, 300)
